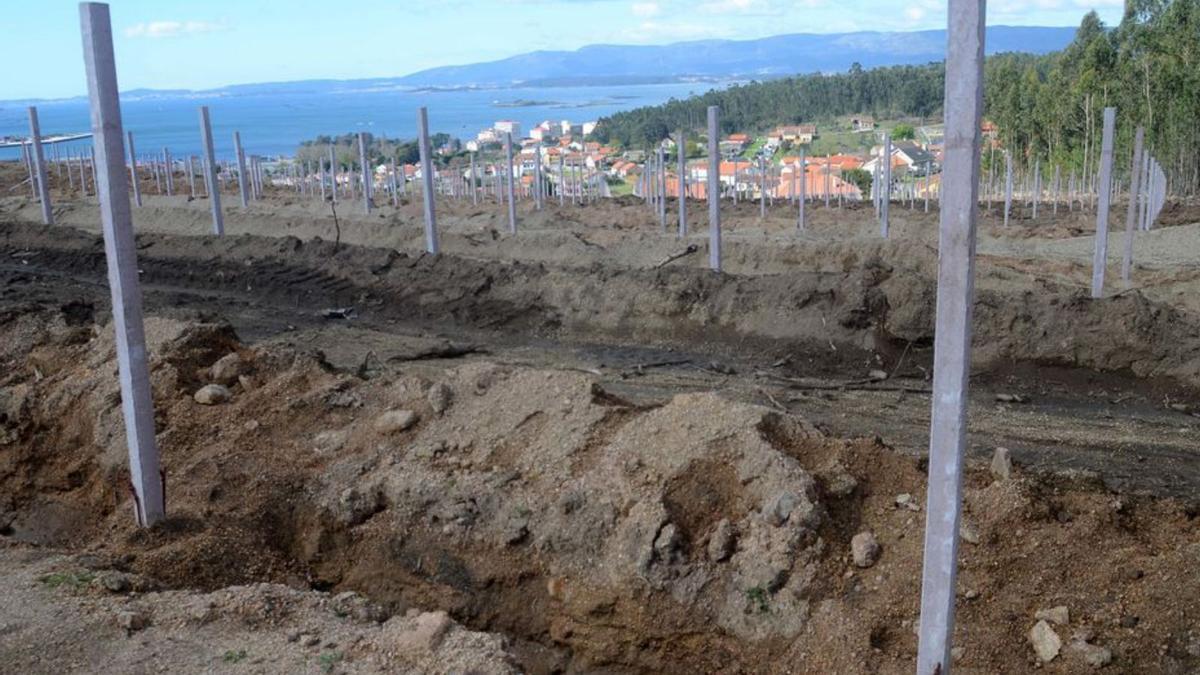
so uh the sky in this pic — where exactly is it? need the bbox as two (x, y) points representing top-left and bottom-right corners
(1, 0), (1125, 101)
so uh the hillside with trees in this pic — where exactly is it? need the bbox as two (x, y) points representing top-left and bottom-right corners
(593, 1), (1199, 194)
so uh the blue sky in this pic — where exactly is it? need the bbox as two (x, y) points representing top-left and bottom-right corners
(3, 0), (1124, 100)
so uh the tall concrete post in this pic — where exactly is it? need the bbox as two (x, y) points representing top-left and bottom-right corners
(1090, 107), (1117, 299)
(389, 158), (399, 207)
(533, 143), (543, 211)
(79, 1), (164, 527)
(880, 136), (891, 237)
(127, 131), (142, 207)
(198, 106), (224, 235)
(658, 145), (667, 230)
(557, 152), (565, 206)
(1120, 127), (1144, 282)
(1052, 164), (1060, 214)
(233, 132), (249, 208)
(759, 155), (767, 219)
(504, 132), (517, 233)
(469, 152), (478, 206)
(186, 155), (196, 196)
(677, 130), (687, 237)
(1003, 151), (1013, 226)
(707, 106), (721, 271)
(358, 132), (371, 214)
(825, 154), (832, 209)
(328, 145), (337, 204)
(28, 107), (53, 224)
(163, 147), (174, 196)
(416, 107), (440, 254)
(1031, 160), (1040, 219)
(915, 0), (985, 669)
(798, 149), (806, 231)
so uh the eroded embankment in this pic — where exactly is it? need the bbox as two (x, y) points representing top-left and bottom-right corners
(5, 220), (1200, 386)
(4, 305), (1200, 672)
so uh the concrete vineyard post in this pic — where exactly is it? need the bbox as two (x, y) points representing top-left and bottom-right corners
(1120, 127), (1144, 282)
(79, 1), (165, 527)
(23, 143), (37, 199)
(915, 0), (985, 669)
(90, 147), (98, 196)
(678, 130), (687, 237)
(28, 107), (53, 224)
(328, 146), (337, 204)
(67, 151), (76, 190)
(1089, 107), (1117, 299)
(198, 106), (224, 235)
(759, 156), (766, 219)
(164, 147), (173, 196)
(707, 106), (721, 271)
(358, 132), (371, 214)
(798, 149), (806, 231)
(824, 155), (831, 208)
(1053, 164), (1060, 214)
(127, 131), (142, 207)
(658, 145), (667, 230)
(534, 143), (544, 211)
(504, 132), (517, 233)
(1003, 151), (1013, 226)
(1031, 160), (1039, 219)
(233, 132), (249, 208)
(881, 135), (891, 237)
(186, 155), (196, 196)
(557, 152), (564, 206)
(389, 158), (398, 207)
(417, 107), (440, 255)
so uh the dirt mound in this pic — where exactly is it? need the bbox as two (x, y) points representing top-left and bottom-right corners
(4, 304), (1200, 672)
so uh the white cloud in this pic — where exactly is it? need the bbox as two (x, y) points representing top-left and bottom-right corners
(632, 1), (661, 17)
(124, 20), (226, 39)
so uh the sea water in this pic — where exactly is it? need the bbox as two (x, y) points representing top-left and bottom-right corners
(0, 82), (711, 162)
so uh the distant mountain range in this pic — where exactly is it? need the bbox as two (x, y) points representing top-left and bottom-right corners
(396, 26), (1077, 87)
(1, 26), (1076, 104)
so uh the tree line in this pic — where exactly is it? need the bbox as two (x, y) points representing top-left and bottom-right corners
(593, 2), (1199, 195)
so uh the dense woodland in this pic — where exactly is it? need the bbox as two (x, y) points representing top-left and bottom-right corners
(594, 1), (1200, 194)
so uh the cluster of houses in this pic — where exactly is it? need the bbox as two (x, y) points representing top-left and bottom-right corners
(366, 116), (954, 203)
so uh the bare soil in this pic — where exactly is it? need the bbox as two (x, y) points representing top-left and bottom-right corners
(3, 163), (1200, 673)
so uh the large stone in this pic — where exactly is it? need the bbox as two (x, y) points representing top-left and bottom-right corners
(991, 447), (1013, 481)
(764, 491), (799, 527)
(1069, 639), (1113, 668)
(375, 409), (418, 434)
(1035, 605), (1070, 626)
(193, 384), (231, 405)
(851, 531), (881, 568)
(209, 352), (243, 385)
(707, 519), (735, 563)
(394, 611), (452, 653)
(1029, 619), (1062, 662)
(427, 382), (453, 415)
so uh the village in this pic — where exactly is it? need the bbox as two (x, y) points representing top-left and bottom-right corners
(361, 114), (949, 205)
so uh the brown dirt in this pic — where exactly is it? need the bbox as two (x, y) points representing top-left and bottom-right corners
(3, 161), (1200, 673)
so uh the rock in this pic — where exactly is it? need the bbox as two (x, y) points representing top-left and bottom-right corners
(764, 491), (799, 527)
(1069, 639), (1113, 668)
(1035, 606), (1070, 626)
(851, 531), (881, 568)
(819, 462), (858, 498)
(1119, 615), (1139, 628)
(991, 447), (1013, 481)
(97, 571), (132, 593)
(1029, 619), (1062, 662)
(653, 523), (683, 564)
(375, 409), (418, 434)
(237, 374), (256, 391)
(951, 646), (966, 662)
(330, 591), (388, 624)
(707, 519), (736, 563)
(313, 429), (348, 454)
(193, 384), (232, 405)
(959, 522), (981, 545)
(427, 383), (453, 415)
(995, 392), (1027, 403)
(209, 352), (243, 385)
(116, 609), (147, 632)
(894, 493), (920, 511)
(395, 611), (452, 653)
(868, 369), (889, 381)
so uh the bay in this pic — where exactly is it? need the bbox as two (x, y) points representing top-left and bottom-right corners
(0, 82), (713, 162)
